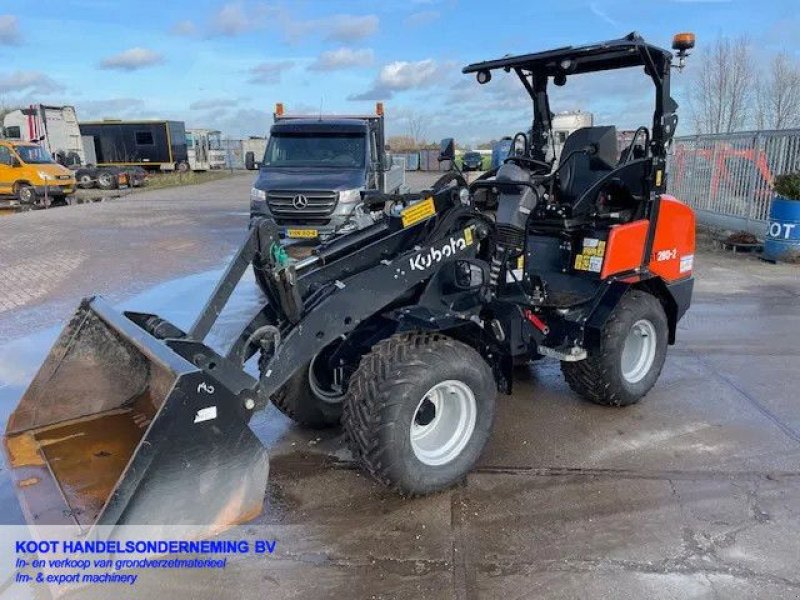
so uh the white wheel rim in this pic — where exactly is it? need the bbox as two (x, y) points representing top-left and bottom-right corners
(621, 319), (657, 384)
(307, 352), (345, 405)
(410, 380), (477, 466)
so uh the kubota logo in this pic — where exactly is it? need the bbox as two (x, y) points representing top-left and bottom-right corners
(409, 235), (469, 271)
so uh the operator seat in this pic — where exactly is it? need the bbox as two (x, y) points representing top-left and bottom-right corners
(557, 126), (618, 206)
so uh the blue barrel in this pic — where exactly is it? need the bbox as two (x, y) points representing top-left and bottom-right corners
(764, 196), (800, 262)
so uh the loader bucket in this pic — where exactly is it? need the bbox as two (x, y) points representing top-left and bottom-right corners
(3, 297), (268, 535)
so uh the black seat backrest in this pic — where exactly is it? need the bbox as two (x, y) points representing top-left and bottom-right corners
(557, 126), (618, 206)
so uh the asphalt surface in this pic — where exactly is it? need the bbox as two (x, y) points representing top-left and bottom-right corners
(1, 172), (799, 599)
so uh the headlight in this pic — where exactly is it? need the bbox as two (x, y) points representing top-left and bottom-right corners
(37, 171), (51, 181)
(338, 188), (363, 204)
(250, 187), (266, 201)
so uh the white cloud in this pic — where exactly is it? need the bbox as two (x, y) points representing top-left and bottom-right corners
(76, 98), (146, 119)
(308, 47), (374, 71)
(327, 14), (378, 42)
(379, 59), (438, 90)
(404, 11), (440, 27)
(248, 60), (294, 84)
(350, 59), (441, 101)
(0, 14), (20, 45)
(190, 98), (240, 110)
(99, 47), (164, 71)
(171, 19), (197, 36)
(0, 71), (64, 94)
(209, 2), (252, 36)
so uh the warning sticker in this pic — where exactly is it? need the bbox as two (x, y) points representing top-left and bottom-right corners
(573, 238), (606, 273)
(506, 255), (525, 283)
(401, 197), (436, 228)
(679, 254), (694, 273)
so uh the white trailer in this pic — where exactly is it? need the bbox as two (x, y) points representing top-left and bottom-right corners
(186, 128), (227, 171)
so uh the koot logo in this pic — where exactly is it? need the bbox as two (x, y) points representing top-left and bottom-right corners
(409, 235), (469, 271)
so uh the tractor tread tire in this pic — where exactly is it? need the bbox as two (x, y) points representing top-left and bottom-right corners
(343, 331), (495, 495)
(561, 290), (668, 407)
(262, 355), (342, 429)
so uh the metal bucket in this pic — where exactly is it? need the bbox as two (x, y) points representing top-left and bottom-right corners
(4, 297), (268, 535)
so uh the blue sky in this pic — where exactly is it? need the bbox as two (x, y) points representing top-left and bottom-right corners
(0, 0), (797, 144)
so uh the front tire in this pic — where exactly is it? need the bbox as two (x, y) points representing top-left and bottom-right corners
(343, 332), (496, 495)
(265, 341), (348, 429)
(562, 290), (668, 406)
(15, 183), (35, 205)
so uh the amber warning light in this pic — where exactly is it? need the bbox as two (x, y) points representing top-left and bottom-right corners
(671, 33), (695, 70)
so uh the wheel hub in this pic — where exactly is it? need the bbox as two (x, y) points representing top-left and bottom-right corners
(621, 318), (657, 384)
(410, 380), (477, 466)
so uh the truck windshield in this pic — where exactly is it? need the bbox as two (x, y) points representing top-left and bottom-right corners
(15, 145), (55, 165)
(263, 132), (365, 168)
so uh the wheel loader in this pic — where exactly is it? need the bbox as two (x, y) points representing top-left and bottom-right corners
(4, 32), (696, 535)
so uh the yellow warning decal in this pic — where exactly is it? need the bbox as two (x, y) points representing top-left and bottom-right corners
(655, 170), (663, 187)
(574, 237), (607, 272)
(401, 197), (436, 228)
(464, 226), (474, 246)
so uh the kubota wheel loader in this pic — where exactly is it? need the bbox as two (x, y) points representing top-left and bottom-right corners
(4, 32), (696, 535)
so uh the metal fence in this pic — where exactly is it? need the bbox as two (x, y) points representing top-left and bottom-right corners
(667, 129), (800, 234)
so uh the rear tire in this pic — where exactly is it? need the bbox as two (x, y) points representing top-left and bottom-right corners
(561, 290), (668, 406)
(343, 332), (496, 495)
(76, 170), (95, 189)
(96, 171), (117, 190)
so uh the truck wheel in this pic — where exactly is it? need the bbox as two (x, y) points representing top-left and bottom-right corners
(96, 171), (117, 190)
(343, 332), (496, 495)
(177, 161), (190, 173)
(561, 290), (668, 407)
(15, 183), (35, 205)
(264, 341), (347, 429)
(76, 170), (95, 189)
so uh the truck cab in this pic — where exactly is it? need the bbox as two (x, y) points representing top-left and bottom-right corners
(247, 103), (405, 240)
(0, 139), (76, 207)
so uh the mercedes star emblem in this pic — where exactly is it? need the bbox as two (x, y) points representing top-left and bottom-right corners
(292, 194), (309, 209)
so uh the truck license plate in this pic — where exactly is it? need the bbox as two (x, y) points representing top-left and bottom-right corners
(286, 228), (318, 239)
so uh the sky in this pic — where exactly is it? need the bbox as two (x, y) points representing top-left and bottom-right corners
(0, 0), (797, 145)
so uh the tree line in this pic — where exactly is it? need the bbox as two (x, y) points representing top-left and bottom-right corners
(689, 36), (800, 134)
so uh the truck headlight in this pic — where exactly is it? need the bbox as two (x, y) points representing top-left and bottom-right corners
(338, 188), (363, 204)
(250, 187), (266, 201)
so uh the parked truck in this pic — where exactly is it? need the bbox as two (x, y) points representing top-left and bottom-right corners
(2, 105), (144, 190)
(246, 102), (406, 243)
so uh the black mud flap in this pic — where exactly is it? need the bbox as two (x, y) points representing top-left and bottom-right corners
(3, 297), (269, 537)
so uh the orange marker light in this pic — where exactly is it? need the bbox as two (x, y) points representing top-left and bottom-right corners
(672, 32), (696, 52)
(275, 103), (284, 116)
(375, 102), (384, 116)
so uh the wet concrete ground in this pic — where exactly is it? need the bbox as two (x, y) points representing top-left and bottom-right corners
(1, 174), (799, 598)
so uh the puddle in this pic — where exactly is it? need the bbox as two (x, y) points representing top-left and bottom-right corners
(0, 266), (293, 525)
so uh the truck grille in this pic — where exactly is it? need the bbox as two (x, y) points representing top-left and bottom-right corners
(267, 190), (337, 217)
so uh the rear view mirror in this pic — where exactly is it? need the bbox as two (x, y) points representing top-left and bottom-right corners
(244, 151), (256, 170)
(438, 138), (455, 162)
(11, 157), (21, 168)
